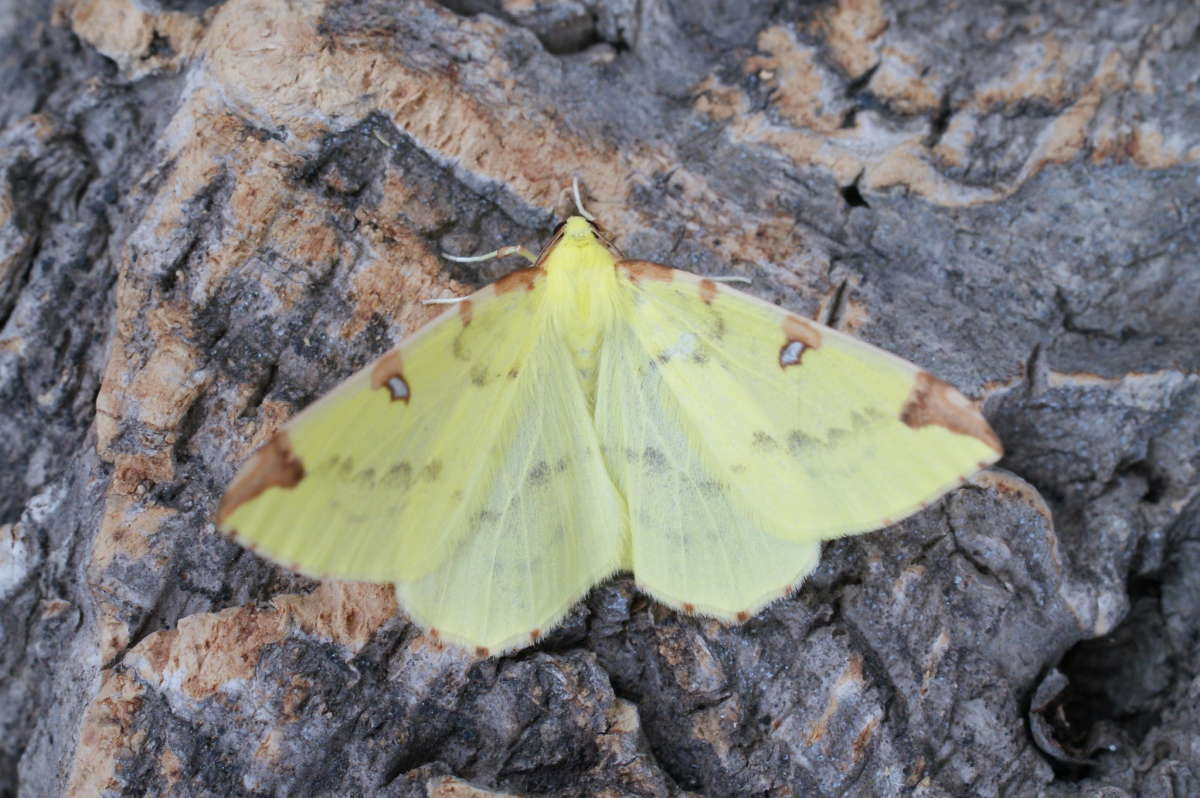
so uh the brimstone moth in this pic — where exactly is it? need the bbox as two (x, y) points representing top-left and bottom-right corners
(217, 203), (1002, 657)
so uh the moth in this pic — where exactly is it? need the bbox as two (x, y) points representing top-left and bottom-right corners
(218, 194), (1002, 656)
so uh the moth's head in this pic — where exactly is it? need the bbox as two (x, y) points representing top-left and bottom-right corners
(562, 215), (596, 241)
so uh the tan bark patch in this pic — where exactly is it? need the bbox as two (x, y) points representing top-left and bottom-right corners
(805, 655), (865, 745)
(427, 775), (522, 798)
(852, 714), (880, 762)
(745, 27), (844, 134)
(868, 44), (940, 114)
(693, 75), (748, 121)
(342, 217), (445, 339)
(91, 494), (177, 575)
(813, 0), (888, 78)
(971, 470), (1053, 523)
(61, 0), (205, 79)
(64, 669), (146, 797)
(129, 583), (396, 700)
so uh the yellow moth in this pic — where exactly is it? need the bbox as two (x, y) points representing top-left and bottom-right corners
(217, 199), (1002, 657)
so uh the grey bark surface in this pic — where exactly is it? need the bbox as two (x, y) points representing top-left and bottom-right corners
(1, 0), (1198, 797)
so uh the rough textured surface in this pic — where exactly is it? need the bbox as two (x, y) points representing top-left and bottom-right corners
(1, 0), (1197, 796)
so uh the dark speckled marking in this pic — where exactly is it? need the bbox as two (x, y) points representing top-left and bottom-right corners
(643, 447), (668, 473)
(474, 509), (501, 526)
(787, 430), (821, 457)
(421, 460), (443, 481)
(528, 460), (550, 486)
(751, 431), (778, 451)
(383, 462), (412, 489)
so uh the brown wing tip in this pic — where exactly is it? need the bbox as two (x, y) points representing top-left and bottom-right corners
(900, 371), (1004, 456)
(216, 430), (306, 526)
(474, 646), (491, 658)
(735, 611), (750, 623)
(698, 278), (718, 304)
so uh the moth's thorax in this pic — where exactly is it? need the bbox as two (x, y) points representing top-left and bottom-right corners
(542, 218), (620, 323)
(541, 217), (621, 398)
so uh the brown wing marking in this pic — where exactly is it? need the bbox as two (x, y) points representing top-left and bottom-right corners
(618, 259), (674, 283)
(216, 430), (306, 526)
(495, 267), (543, 293)
(779, 314), (823, 368)
(901, 371), (1004, 456)
(370, 350), (410, 403)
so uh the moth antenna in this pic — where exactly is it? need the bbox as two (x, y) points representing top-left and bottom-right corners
(572, 177), (596, 221)
(703, 275), (753, 285)
(421, 296), (470, 306)
(442, 245), (537, 264)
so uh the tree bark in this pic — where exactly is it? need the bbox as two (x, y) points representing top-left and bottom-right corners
(2, 0), (1198, 796)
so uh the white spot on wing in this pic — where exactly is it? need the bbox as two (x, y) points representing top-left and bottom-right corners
(780, 340), (806, 367)
(386, 375), (410, 402)
(661, 332), (698, 361)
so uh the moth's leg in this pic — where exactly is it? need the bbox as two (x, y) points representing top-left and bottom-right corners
(425, 244), (539, 305)
(422, 295), (471, 306)
(442, 245), (538, 264)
